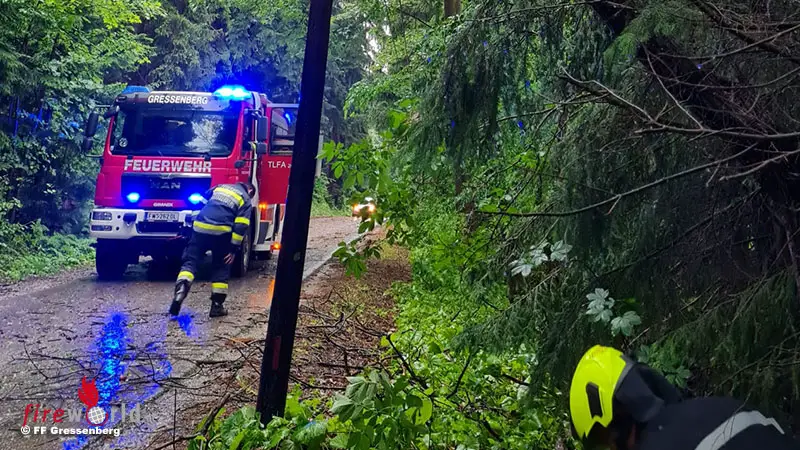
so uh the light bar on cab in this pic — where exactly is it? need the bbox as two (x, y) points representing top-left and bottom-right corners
(121, 85), (151, 94)
(213, 85), (250, 100)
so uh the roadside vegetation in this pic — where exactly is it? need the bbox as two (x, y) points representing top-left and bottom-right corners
(190, 0), (800, 448)
(0, 220), (94, 283)
(4, 0), (800, 448)
(311, 177), (351, 218)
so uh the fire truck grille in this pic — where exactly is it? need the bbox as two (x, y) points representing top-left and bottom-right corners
(137, 222), (184, 234)
(121, 174), (211, 201)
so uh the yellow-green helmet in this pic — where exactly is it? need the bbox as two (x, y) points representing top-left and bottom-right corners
(569, 345), (634, 440)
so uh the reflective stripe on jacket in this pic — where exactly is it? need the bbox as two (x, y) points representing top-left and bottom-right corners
(193, 183), (253, 247)
(638, 397), (798, 450)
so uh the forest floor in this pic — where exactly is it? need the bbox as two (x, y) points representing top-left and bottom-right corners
(145, 232), (411, 449)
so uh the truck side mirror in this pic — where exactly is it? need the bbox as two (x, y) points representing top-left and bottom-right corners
(256, 116), (268, 142)
(84, 112), (99, 137)
(81, 137), (93, 153)
(103, 106), (119, 119)
(256, 142), (268, 155)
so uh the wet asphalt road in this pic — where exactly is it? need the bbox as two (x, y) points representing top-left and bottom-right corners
(0, 217), (359, 450)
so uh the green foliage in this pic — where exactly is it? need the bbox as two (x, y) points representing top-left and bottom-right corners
(511, 240), (572, 277)
(323, 106), (419, 273)
(329, 371), (433, 449)
(188, 387), (332, 450)
(0, 0), (157, 234)
(584, 289), (642, 337)
(311, 176), (349, 217)
(0, 220), (95, 282)
(636, 342), (692, 389)
(0, 0), (152, 276)
(195, 214), (566, 448)
(315, 0), (800, 439)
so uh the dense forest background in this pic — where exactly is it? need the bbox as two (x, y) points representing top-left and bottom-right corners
(0, 0), (366, 279)
(4, 0), (800, 447)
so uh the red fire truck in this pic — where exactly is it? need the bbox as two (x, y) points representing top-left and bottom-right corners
(81, 85), (298, 280)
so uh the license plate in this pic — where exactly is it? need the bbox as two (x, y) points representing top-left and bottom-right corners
(146, 212), (180, 222)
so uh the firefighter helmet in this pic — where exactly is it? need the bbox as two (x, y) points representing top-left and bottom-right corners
(569, 345), (633, 440)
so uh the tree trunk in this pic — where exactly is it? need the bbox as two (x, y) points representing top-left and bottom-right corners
(444, 0), (461, 17)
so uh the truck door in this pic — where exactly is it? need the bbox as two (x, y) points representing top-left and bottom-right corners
(253, 104), (298, 252)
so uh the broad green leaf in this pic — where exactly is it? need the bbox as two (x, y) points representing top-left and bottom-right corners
(329, 433), (349, 449)
(550, 240), (572, 262)
(611, 311), (642, 336)
(229, 429), (246, 450)
(331, 395), (356, 421)
(293, 420), (327, 444)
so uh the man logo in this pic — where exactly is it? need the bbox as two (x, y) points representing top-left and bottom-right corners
(150, 180), (181, 190)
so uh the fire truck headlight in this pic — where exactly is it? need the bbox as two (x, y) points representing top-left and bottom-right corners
(92, 211), (113, 221)
(188, 193), (204, 205)
(126, 192), (141, 203)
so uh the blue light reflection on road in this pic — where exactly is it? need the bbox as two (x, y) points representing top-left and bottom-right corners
(173, 313), (195, 338)
(62, 311), (173, 450)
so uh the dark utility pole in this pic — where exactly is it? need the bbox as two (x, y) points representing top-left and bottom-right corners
(255, 0), (334, 423)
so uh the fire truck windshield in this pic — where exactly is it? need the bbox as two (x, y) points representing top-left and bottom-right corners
(110, 107), (239, 157)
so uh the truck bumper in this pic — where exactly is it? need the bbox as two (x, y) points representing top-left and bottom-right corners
(89, 208), (197, 240)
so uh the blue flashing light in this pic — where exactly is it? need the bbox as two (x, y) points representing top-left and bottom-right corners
(213, 85), (250, 100)
(126, 192), (140, 203)
(284, 112), (293, 124)
(188, 193), (204, 204)
(121, 85), (151, 95)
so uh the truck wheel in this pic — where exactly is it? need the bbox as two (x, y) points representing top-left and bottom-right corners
(96, 240), (128, 280)
(231, 234), (251, 278)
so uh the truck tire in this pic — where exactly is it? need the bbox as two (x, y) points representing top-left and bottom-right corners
(96, 240), (129, 280)
(231, 233), (251, 278)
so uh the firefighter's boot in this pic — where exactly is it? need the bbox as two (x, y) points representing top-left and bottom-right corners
(209, 293), (228, 318)
(169, 280), (191, 316)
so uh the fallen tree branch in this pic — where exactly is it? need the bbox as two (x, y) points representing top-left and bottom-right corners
(501, 373), (530, 386)
(386, 333), (428, 389)
(150, 392), (232, 450)
(446, 352), (475, 399)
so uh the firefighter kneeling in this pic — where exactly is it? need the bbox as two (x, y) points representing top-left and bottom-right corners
(169, 182), (255, 318)
(569, 345), (799, 450)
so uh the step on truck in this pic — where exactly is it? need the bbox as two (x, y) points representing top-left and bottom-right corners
(81, 85), (300, 280)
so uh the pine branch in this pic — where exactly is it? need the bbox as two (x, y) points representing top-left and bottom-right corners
(690, 0), (800, 66)
(479, 144), (760, 218)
